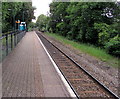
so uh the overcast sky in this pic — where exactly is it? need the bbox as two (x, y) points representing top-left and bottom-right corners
(32, 0), (52, 22)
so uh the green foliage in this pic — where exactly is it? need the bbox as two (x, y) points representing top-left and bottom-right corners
(94, 22), (120, 57)
(49, 2), (70, 36)
(47, 2), (120, 57)
(36, 14), (49, 32)
(94, 23), (110, 46)
(110, 22), (120, 37)
(105, 35), (120, 57)
(2, 2), (35, 33)
(28, 22), (35, 31)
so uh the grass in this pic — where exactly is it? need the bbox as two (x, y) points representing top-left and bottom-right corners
(46, 32), (119, 68)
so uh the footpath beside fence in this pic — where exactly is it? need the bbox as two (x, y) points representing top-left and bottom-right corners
(0, 30), (26, 62)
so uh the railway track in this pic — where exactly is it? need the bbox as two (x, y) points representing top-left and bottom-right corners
(36, 31), (119, 99)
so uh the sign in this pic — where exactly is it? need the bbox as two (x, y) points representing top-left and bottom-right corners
(16, 20), (20, 23)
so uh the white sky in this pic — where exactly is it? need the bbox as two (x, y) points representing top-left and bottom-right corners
(32, 0), (52, 22)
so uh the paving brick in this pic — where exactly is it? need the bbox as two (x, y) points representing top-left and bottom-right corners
(2, 31), (71, 98)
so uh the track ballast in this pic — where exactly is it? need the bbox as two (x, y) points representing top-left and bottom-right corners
(36, 31), (119, 99)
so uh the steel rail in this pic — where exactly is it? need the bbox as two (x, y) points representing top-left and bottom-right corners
(36, 31), (79, 99)
(36, 31), (120, 99)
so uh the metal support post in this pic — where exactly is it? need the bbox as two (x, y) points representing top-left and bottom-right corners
(11, 33), (13, 50)
(6, 34), (8, 55)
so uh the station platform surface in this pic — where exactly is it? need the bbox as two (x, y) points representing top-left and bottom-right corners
(2, 31), (73, 98)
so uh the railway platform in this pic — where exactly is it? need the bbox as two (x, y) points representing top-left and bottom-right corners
(2, 31), (75, 98)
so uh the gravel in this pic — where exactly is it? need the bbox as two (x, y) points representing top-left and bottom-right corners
(42, 32), (119, 96)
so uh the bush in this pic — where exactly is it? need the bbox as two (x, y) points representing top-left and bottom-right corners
(94, 23), (110, 46)
(105, 35), (120, 57)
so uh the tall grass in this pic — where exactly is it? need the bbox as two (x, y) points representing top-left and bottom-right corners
(46, 32), (119, 68)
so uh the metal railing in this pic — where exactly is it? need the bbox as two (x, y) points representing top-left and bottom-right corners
(0, 30), (26, 62)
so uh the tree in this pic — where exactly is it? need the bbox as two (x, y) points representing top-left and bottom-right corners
(36, 14), (50, 32)
(2, 2), (35, 33)
(48, 2), (120, 56)
(49, 2), (70, 35)
(28, 22), (35, 31)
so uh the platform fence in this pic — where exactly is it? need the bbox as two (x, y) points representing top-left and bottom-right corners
(0, 30), (26, 62)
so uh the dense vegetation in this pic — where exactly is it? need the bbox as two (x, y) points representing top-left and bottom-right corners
(36, 2), (120, 57)
(36, 14), (50, 32)
(2, 2), (35, 33)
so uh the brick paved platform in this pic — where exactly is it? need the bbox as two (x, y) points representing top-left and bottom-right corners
(2, 31), (71, 98)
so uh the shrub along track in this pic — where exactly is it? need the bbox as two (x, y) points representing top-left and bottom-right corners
(36, 31), (119, 99)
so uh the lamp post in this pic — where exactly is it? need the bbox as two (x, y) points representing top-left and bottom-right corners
(23, 11), (25, 22)
(16, 20), (20, 30)
(8, 9), (16, 31)
(23, 10), (29, 22)
(8, 8), (17, 48)
(22, 10), (29, 31)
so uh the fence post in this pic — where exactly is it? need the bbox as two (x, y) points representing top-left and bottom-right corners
(6, 34), (8, 55)
(14, 31), (16, 46)
(16, 31), (19, 44)
(11, 33), (13, 50)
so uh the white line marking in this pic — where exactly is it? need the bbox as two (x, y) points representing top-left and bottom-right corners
(35, 32), (77, 98)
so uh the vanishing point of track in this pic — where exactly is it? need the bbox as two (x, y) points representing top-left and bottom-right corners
(36, 31), (119, 99)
